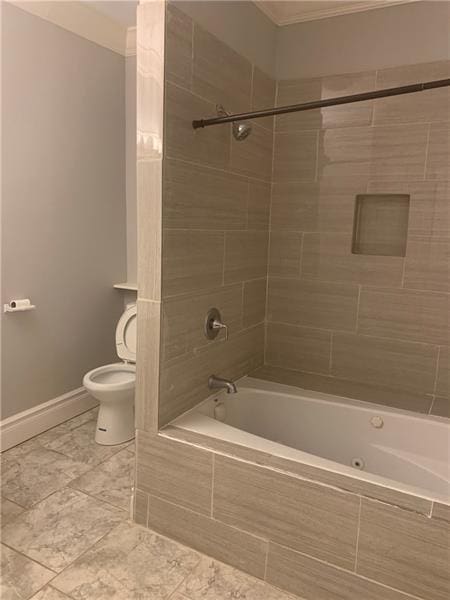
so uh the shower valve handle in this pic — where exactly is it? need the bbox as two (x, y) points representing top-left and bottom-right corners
(212, 318), (228, 341)
(205, 308), (228, 341)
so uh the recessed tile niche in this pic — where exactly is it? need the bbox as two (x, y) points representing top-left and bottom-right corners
(352, 194), (410, 257)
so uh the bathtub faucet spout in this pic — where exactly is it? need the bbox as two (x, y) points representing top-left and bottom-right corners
(208, 375), (237, 394)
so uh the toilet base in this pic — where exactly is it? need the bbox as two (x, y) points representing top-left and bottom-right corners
(95, 398), (135, 446)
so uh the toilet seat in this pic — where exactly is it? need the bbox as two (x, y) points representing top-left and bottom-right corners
(115, 304), (137, 362)
(83, 362), (135, 393)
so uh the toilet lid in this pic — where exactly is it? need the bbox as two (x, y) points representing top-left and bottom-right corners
(115, 304), (137, 362)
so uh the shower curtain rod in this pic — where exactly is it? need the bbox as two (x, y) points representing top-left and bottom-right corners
(192, 78), (450, 129)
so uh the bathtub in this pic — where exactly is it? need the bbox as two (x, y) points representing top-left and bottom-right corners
(172, 377), (450, 505)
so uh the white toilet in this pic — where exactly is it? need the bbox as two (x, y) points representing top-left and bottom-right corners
(83, 304), (137, 445)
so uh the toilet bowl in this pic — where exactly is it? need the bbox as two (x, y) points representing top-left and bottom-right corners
(83, 304), (137, 445)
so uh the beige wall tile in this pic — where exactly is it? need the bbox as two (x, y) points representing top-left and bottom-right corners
(230, 123), (273, 181)
(432, 502), (450, 523)
(251, 66), (276, 131)
(159, 324), (264, 425)
(247, 180), (271, 230)
(358, 287), (450, 345)
(404, 237), (450, 292)
(268, 231), (302, 277)
(430, 396), (449, 418)
(192, 24), (252, 113)
(224, 231), (269, 284)
(162, 284), (243, 362)
(267, 542), (418, 600)
(136, 432), (213, 515)
(426, 122), (450, 180)
(165, 81), (230, 168)
(252, 365), (432, 413)
(266, 322), (331, 374)
(273, 130), (318, 183)
(374, 62), (450, 126)
(213, 455), (360, 569)
(357, 498), (450, 600)
(318, 126), (371, 179)
(137, 159), (162, 301)
(370, 124), (429, 180)
(135, 300), (161, 432)
(164, 159), (248, 230)
(332, 333), (438, 395)
(367, 181), (449, 240)
(436, 346), (449, 399)
(146, 493), (268, 578)
(165, 3), (192, 89)
(162, 230), (224, 297)
(318, 124), (428, 180)
(133, 489), (148, 526)
(271, 179), (366, 233)
(301, 233), (404, 286)
(267, 277), (359, 331)
(277, 71), (375, 132)
(243, 278), (267, 328)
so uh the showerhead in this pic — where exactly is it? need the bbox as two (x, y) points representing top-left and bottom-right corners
(216, 104), (252, 142)
(232, 121), (252, 141)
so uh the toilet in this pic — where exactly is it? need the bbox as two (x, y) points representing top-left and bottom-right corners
(83, 304), (136, 445)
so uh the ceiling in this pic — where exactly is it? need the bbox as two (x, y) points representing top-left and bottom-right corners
(85, 1), (137, 27)
(254, 0), (419, 25)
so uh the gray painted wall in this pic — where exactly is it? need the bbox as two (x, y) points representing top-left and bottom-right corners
(1, 3), (127, 419)
(126, 55), (137, 284)
(276, 1), (450, 79)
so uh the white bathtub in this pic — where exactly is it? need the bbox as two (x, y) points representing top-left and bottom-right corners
(172, 377), (450, 505)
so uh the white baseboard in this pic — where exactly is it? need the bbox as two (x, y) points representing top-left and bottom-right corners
(1, 387), (98, 452)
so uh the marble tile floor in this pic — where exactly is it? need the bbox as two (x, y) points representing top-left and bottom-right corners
(1, 408), (300, 600)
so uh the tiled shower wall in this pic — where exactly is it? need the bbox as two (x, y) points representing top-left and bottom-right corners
(157, 3), (275, 426)
(258, 60), (450, 416)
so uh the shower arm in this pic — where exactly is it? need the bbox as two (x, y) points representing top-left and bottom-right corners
(192, 78), (450, 130)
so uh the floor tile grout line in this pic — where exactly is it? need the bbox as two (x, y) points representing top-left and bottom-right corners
(0, 540), (60, 576)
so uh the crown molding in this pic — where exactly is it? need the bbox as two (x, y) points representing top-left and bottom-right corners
(9, 1), (130, 55)
(255, 1), (419, 26)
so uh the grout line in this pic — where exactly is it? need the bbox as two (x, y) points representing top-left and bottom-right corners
(428, 395), (436, 416)
(165, 152), (271, 186)
(298, 232), (304, 278)
(355, 285), (362, 332)
(422, 123), (432, 181)
(263, 77), (277, 366)
(314, 130), (320, 182)
(328, 332), (334, 374)
(267, 297), (446, 349)
(431, 346), (441, 398)
(353, 496), (362, 572)
(263, 541), (270, 580)
(210, 454), (215, 517)
(0, 540), (59, 576)
(221, 232), (226, 286)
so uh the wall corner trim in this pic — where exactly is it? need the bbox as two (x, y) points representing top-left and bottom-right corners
(126, 27), (137, 57)
(8, 0), (130, 56)
(0, 387), (98, 451)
